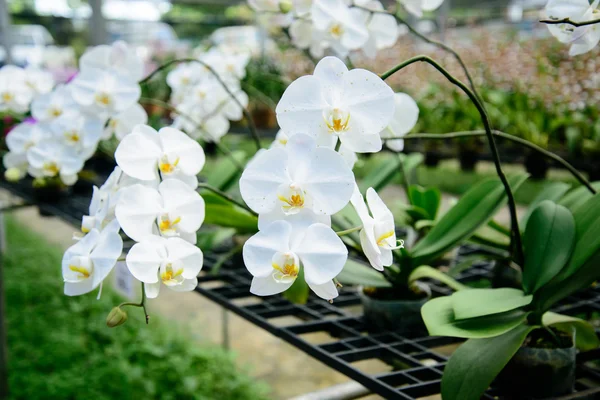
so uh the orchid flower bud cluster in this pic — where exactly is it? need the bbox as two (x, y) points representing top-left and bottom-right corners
(62, 124), (207, 300)
(240, 56), (415, 301)
(249, 0), (444, 60)
(2, 41), (147, 186)
(166, 46), (251, 144)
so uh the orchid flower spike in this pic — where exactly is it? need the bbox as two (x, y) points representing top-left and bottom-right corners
(243, 220), (347, 300)
(126, 236), (204, 298)
(115, 180), (205, 244)
(351, 186), (403, 270)
(62, 220), (123, 296)
(276, 56), (395, 153)
(115, 125), (205, 188)
(240, 133), (355, 216)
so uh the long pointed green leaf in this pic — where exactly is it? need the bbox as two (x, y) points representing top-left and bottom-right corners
(441, 324), (535, 400)
(451, 288), (532, 320)
(336, 259), (390, 288)
(558, 182), (600, 213)
(204, 203), (258, 234)
(543, 312), (600, 351)
(520, 182), (570, 227)
(408, 265), (467, 292)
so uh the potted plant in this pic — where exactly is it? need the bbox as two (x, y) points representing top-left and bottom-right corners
(421, 198), (600, 399)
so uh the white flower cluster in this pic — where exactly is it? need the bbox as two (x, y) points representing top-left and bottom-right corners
(167, 46), (250, 144)
(63, 124), (207, 299)
(249, 0), (444, 59)
(3, 41), (147, 185)
(239, 57), (415, 300)
(545, 0), (600, 56)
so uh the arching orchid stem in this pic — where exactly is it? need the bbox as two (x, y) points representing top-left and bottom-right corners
(138, 97), (245, 173)
(398, 131), (596, 194)
(119, 282), (149, 324)
(353, 3), (481, 103)
(139, 58), (262, 151)
(197, 182), (257, 216)
(336, 226), (363, 236)
(381, 55), (524, 265)
(540, 17), (600, 27)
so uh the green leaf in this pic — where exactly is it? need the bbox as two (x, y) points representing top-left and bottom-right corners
(204, 203), (258, 234)
(408, 265), (467, 292)
(520, 182), (571, 228)
(558, 182), (600, 213)
(542, 312), (600, 351)
(204, 151), (246, 191)
(522, 201), (575, 294)
(358, 156), (400, 193)
(411, 174), (528, 266)
(336, 259), (391, 288)
(421, 296), (529, 339)
(399, 152), (424, 173)
(408, 185), (441, 220)
(441, 324), (535, 400)
(283, 267), (310, 304)
(452, 288), (532, 320)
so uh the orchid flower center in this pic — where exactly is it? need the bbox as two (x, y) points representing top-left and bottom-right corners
(271, 251), (300, 284)
(95, 92), (112, 107)
(277, 183), (305, 215)
(160, 261), (184, 286)
(43, 161), (60, 176)
(158, 154), (180, 174)
(1, 92), (13, 103)
(49, 106), (63, 118)
(181, 76), (190, 86)
(64, 130), (81, 145)
(329, 23), (344, 39)
(109, 119), (118, 130)
(158, 213), (182, 236)
(68, 256), (93, 281)
(324, 108), (351, 134)
(376, 231), (395, 247)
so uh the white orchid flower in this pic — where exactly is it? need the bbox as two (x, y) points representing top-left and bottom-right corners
(3, 152), (28, 181)
(180, 113), (231, 143)
(79, 41), (145, 82)
(115, 125), (205, 187)
(220, 87), (249, 121)
(166, 63), (202, 93)
(276, 56), (395, 153)
(51, 113), (104, 159)
(271, 130), (289, 148)
(104, 103), (148, 141)
(81, 185), (110, 233)
(27, 140), (84, 185)
(311, 0), (369, 56)
(243, 220), (347, 300)
(545, 0), (600, 56)
(381, 93), (420, 152)
(202, 48), (251, 82)
(126, 235), (203, 299)
(70, 68), (141, 117)
(6, 122), (51, 154)
(31, 85), (77, 122)
(0, 65), (33, 113)
(240, 133), (355, 216)
(23, 66), (54, 95)
(62, 219), (123, 296)
(356, 1), (400, 59)
(398, 0), (445, 18)
(115, 180), (205, 244)
(351, 186), (403, 270)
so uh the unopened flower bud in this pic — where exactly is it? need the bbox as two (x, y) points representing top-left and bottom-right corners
(4, 168), (22, 182)
(279, 0), (293, 13)
(106, 306), (128, 328)
(32, 177), (47, 188)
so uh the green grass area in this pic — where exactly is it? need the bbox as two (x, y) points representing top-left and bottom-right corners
(3, 217), (269, 400)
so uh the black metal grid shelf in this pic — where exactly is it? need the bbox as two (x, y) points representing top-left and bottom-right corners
(2, 179), (600, 399)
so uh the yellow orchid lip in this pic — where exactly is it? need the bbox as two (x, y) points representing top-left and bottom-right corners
(69, 265), (90, 279)
(159, 156), (180, 174)
(376, 231), (395, 247)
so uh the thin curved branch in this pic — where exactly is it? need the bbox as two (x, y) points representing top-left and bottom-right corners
(197, 182), (257, 216)
(380, 55), (524, 265)
(139, 58), (262, 151)
(540, 17), (600, 27)
(396, 131), (596, 194)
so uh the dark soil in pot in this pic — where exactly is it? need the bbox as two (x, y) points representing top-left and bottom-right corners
(359, 283), (431, 336)
(524, 151), (549, 180)
(491, 260), (522, 289)
(495, 327), (576, 398)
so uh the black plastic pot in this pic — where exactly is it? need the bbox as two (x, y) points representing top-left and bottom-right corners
(495, 330), (576, 398)
(33, 185), (70, 216)
(524, 151), (549, 180)
(458, 149), (479, 171)
(358, 283), (431, 336)
(424, 151), (441, 167)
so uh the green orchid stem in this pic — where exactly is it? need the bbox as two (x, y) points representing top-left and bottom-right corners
(353, 3), (481, 103)
(139, 58), (262, 152)
(197, 182), (257, 216)
(139, 97), (245, 173)
(540, 17), (600, 27)
(336, 226), (363, 236)
(119, 282), (149, 324)
(399, 131), (596, 194)
(380, 55), (524, 266)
